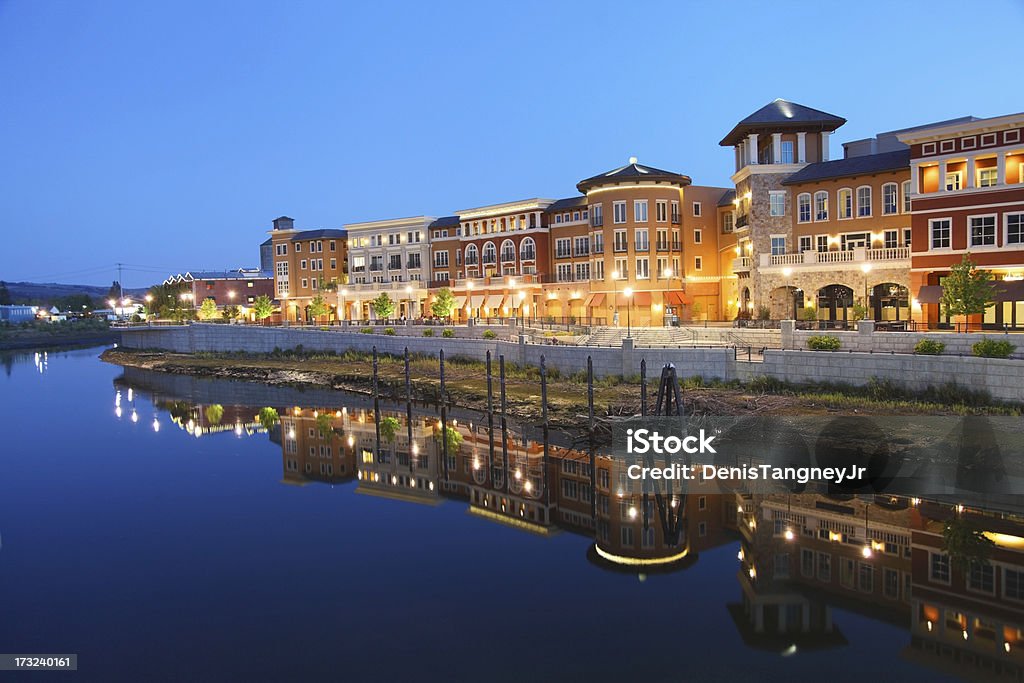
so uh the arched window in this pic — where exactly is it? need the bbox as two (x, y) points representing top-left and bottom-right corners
(814, 191), (828, 221)
(520, 237), (536, 260)
(882, 183), (898, 215)
(482, 242), (497, 264)
(857, 186), (872, 217)
(838, 188), (853, 219)
(797, 193), (811, 223)
(500, 239), (516, 262)
(465, 244), (479, 266)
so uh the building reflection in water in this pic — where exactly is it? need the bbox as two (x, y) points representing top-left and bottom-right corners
(114, 376), (1024, 682)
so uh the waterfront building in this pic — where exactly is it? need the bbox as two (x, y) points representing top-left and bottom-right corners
(899, 113), (1024, 329)
(268, 216), (347, 323)
(163, 269), (274, 317)
(342, 216), (432, 321)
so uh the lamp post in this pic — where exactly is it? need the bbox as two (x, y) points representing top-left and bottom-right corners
(623, 287), (633, 338)
(611, 269), (620, 328)
(861, 262), (873, 321)
(663, 267), (673, 327)
(405, 285), (413, 324)
(340, 288), (349, 325)
(466, 280), (474, 323)
(518, 290), (526, 327)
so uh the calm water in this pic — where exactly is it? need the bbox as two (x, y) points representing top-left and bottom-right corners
(0, 346), (1013, 682)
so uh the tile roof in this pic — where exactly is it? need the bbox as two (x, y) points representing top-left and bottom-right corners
(546, 196), (588, 212)
(289, 228), (347, 240)
(720, 99), (846, 146)
(577, 159), (691, 193)
(428, 215), (461, 228)
(781, 149), (910, 185)
(717, 189), (736, 207)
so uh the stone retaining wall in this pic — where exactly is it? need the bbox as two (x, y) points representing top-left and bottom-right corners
(780, 320), (1023, 358)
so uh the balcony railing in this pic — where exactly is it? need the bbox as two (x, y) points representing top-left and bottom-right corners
(736, 214), (749, 228)
(760, 246), (911, 269)
(591, 217), (604, 227)
(732, 257), (752, 272)
(520, 251), (536, 261)
(634, 243), (650, 253)
(671, 214), (681, 225)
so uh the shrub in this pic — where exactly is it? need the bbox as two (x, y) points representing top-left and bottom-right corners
(807, 335), (841, 351)
(383, 327), (396, 336)
(360, 327), (374, 334)
(914, 339), (946, 355)
(482, 330), (496, 339)
(422, 329), (434, 337)
(972, 339), (1016, 359)
(799, 307), (818, 321)
(442, 329), (455, 338)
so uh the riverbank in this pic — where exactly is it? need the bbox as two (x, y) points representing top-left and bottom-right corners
(0, 319), (119, 350)
(101, 348), (1022, 424)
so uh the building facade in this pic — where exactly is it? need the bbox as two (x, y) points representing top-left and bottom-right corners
(342, 216), (432, 321)
(268, 216), (348, 323)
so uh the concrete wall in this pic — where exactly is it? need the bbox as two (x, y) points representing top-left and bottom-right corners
(780, 320), (1023, 358)
(120, 324), (1024, 403)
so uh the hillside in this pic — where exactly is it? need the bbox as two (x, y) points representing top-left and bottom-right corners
(2, 281), (150, 306)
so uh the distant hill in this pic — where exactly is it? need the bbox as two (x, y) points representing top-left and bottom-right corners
(2, 281), (149, 306)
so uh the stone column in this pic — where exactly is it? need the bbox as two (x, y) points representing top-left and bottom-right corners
(797, 132), (807, 163)
(747, 134), (759, 164)
(938, 160), (947, 192)
(966, 157), (976, 188)
(910, 163), (920, 195)
(772, 133), (782, 164)
(780, 319), (795, 349)
(821, 131), (831, 161)
(998, 152), (1007, 185)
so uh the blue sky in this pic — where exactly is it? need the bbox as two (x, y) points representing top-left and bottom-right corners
(1, 0), (1022, 287)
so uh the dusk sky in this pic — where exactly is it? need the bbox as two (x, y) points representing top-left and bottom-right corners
(2, 0), (1022, 288)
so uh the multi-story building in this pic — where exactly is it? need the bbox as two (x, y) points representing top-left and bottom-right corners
(268, 216), (347, 323)
(342, 216), (432, 321)
(899, 113), (1024, 330)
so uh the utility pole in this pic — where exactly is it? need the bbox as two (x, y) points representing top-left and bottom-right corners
(117, 263), (124, 299)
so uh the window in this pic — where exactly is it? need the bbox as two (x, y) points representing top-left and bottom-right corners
(946, 172), (962, 191)
(692, 201), (701, 217)
(301, 278), (308, 289)
(634, 200), (648, 223)
(930, 553), (950, 583)
(613, 201), (627, 224)
(295, 242), (301, 252)
(770, 235), (786, 256)
(817, 552), (832, 582)
(857, 186), (872, 217)
(433, 251), (449, 268)
(781, 140), (793, 164)
(591, 233), (603, 254)
(1006, 568), (1024, 600)
(556, 238), (572, 258)
(769, 191), (785, 217)
(300, 259), (307, 270)
(594, 259), (604, 280)
(555, 214), (562, 224)
(858, 563), (874, 592)
(797, 193), (811, 223)
(882, 183), (898, 215)
(520, 237), (536, 260)
(330, 258), (337, 270)
(798, 236), (812, 252)
(621, 527), (634, 547)
(817, 235), (829, 252)
(693, 229), (702, 244)
(838, 189), (852, 219)
(970, 215), (996, 247)
(1007, 213), (1024, 245)
(723, 212), (734, 232)
(979, 168), (998, 187)
(634, 229), (649, 251)
(635, 257), (649, 279)
(814, 191), (828, 221)
(671, 201), (680, 223)
(389, 254), (401, 270)
(591, 204), (604, 227)
(694, 256), (702, 271)
(904, 228), (912, 248)
(407, 253), (421, 269)
(557, 263), (573, 282)
(930, 218), (951, 249)
(884, 230), (898, 249)
(968, 564), (995, 594)
(464, 244), (479, 266)
(902, 180), (912, 213)
(575, 262), (590, 281)
(574, 236), (590, 256)
(801, 548), (814, 577)
(655, 200), (668, 222)
(884, 568), (900, 599)
(482, 242), (496, 264)
(614, 257), (628, 279)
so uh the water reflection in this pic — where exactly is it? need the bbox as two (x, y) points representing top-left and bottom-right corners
(111, 369), (1024, 683)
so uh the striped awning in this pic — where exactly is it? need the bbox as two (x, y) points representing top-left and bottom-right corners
(484, 294), (504, 310)
(453, 295), (467, 309)
(469, 295), (485, 309)
(589, 293), (606, 307)
(665, 291), (691, 305)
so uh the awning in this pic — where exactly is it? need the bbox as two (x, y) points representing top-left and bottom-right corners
(453, 295), (467, 309)
(995, 280), (1024, 302)
(665, 291), (691, 306)
(617, 292), (652, 306)
(589, 293), (606, 308)
(915, 286), (943, 304)
(484, 294), (504, 310)
(469, 295), (485, 309)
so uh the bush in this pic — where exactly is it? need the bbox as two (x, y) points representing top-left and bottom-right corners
(972, 339), (1016, 359)
(360, 327), (374, 334)
(914, 339), (946, 355)
(442, 329), (455, 338)
(383, 327), (396, 336)
(422, 329), (434, 337)
(807, 335), (841, 351)
(482, 330), (496, 339)
(799, 307), (818, 321)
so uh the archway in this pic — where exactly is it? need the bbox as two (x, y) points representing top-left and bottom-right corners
(816, 284), (854, 323)
(872, 283), (909, 321)
(739, 287), (751, 319)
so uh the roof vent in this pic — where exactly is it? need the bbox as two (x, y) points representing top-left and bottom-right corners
(628, 156), (638, 164)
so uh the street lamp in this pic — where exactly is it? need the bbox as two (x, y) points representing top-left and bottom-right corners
(466, 280), (474, 322)
(517, 290), (526, 327)
(611, 269), (620, 327)
(663, 267), (673, 327)
(340, 288), (349, 324)
(623, 287), (634, 337)
(861, 262), (873, 321)
(405, 284), (413, 324)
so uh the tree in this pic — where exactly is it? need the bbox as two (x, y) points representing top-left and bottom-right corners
(221, 305), (240, 321)
(106, 281), (123, 302)
(943, 515), (995, 572)
(198, 297), (220, 320)
(147, 283), (189, 319)
(371, 292), (395, 321)
(0, 281), (12, 305)
(258, 407), (279, 431)
(379, 416), (400, 443)
(204, 404), (224, 425)
(308, 293), (330, 322)
(941, 254), (996, 330)
(316, 413), (334, 438)
(431, 287), (455, 319)
(252, 295), (274, 323)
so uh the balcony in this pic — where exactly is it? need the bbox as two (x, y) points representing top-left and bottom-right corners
(591, 217), (604, 228)
(759, 246), (911, 271)
(735, 214), (749, 229)
(634, 243), (650, 253)
(671, 214), (681, 225)
(732, 257), (752, 273)
(520, 251), (536, 261)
